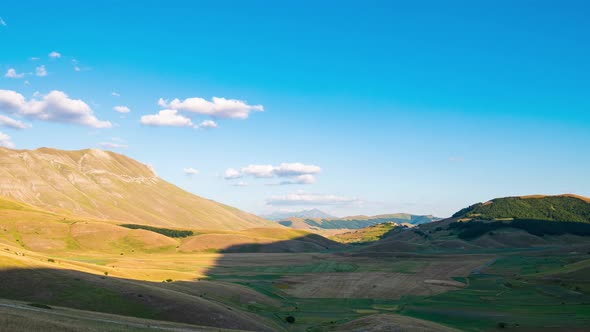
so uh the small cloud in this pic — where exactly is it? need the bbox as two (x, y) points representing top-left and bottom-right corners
(0, 115), (31, 129)
(0, 89), (112, 128)
(278, 174), (316, 185)
(98, 142), (127, 149)
(0, 17), (6, 27)
(266, 191), (359, 206)
(35, 65), (47, 77)
(111, 92), (121, 97)
(197, 120), (218, 129)
(224, 162), (321, 185)
(224, 168), (242, 179)
(140, 109), (194, 127)
(71, 59), (86, 72)
(113, 105), (130, 113)
(183, 167), (200, 175)
(48, 51), (61, 59)
(232, 181), (249, 187)
(30, 57), (40, 61)
(4, 68), (24, 79)
(24, 80), (30, 86)
(0, 131), (15, 148)
(158, 96), (263, 119)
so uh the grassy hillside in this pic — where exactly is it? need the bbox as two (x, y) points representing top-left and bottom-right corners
(0, 147), (275, 230)
(330, 222), (397, 244)
(0, 195), (340, 258)
(452, 195), (590, 222)
(2, 193), (590, 331)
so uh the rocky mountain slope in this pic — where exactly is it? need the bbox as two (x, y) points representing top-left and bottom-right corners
(0, 147), (275, 230)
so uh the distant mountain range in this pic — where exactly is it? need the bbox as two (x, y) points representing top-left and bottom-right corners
(274, 212), (440, 231)
(260, 208), (337, 221)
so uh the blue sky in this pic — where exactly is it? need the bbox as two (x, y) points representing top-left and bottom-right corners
(1, 1), (589, 217)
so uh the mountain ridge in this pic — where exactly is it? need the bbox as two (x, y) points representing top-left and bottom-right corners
(0, 147), (276, 230)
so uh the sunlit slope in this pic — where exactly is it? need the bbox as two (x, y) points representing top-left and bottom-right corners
(0, 195), (338, 258)
(0, 147), (275, 230)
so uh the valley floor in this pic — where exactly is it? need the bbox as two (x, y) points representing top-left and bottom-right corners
(2, 239), (590, 331)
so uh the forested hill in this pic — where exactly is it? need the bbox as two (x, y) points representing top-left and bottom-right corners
(452, 195), (590, 222)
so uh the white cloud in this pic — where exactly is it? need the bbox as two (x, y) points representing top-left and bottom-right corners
(183, 167), (200, 175)
(241, 164), (276, 178)
(266, 192), (359, 206)
(74, 66), (81, 72)
(279, 174), (316, 185)
(113, 105), (130, 113)
(274, 163), (321, 177)
(223, 168), (242, 179)
(232, 181), (249, 187)
(4, 68), (24, 79)
(0, 17), (6, 27)
(198, 120), (218, 129)
(0, 115), (31, 129)
(48, 51), (61, 59)
(224, 162), (321, 185)
(140, 109), (194, 127)
(0, 131), (15, 148)
(0, 89), (112, 128)
(98, 142), (127, 149)
(35, 65), (47, 77)
(111, 92), (121, 97)
(158, 96), (263, 119)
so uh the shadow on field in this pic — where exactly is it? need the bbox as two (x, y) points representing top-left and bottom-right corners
(219, 233), (344, 253)
(0, 234), (345, 331)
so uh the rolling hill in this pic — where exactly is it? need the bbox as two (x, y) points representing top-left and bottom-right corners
(362, 194), (590, 252)
(452, 194), (590, 222)
(0, 147), (275, 230)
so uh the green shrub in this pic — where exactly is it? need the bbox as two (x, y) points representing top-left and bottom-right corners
(28, 303), (52, 309)
(120, 224), (194, 238)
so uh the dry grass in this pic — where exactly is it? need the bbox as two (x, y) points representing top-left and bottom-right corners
(328, 313), (459, 332)
(280, 256), (489, 299)
(0, 147), (277, 230)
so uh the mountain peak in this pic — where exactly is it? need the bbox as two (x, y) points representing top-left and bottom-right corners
(0, 146), (274, 229)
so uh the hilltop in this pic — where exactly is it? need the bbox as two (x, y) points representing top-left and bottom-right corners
(362, 194), (590, 252)
(0, 147), (275, 230)
(452, 194), (590, 222)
